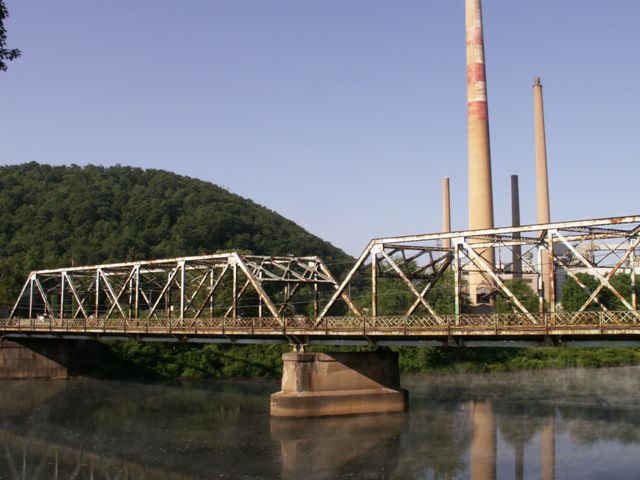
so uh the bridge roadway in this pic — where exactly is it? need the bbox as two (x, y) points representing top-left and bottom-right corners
(3, 311), (640, 346)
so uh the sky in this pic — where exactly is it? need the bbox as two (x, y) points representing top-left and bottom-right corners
(1, 1), (639, 256)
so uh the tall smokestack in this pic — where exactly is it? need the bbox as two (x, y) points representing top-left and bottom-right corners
(534, 77), (553, 305)
(511, 175), (522, 279)
(534, 77), (551, 223)
(466, 0), (494, 304)
(442, 177), (452, 249)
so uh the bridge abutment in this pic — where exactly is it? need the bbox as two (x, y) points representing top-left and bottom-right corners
(270, 350), (408, 417)
(0, 339), (101, 380)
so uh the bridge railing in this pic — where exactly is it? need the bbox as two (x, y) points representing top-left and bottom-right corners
(1, 311), (639, 337)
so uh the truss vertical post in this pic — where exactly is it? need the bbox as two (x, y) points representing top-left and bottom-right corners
(313, 262), (319, 319)
(128, 270), (133, 319)
(60, 272), (65, 320)
(371, 251), (378, 317)
(209, 268), (215, 318)
(454, 241), (461, 321)
(285, 275), (291, 316)
(134, 266), (140, 319)
(632, 243), (637, 310)
(536, 246), (544, 314)
(179, 261), (186, 324)
(548, 231), (556, 313)
(258, 269), (263, 318)
(166, 272), (172, 318)
(28, 275), (34, 320)
(95, 269), (101, 318)
(232, 262), (238, 320)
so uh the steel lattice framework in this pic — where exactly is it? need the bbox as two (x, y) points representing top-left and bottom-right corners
(316, 214), (640, 323)
(1, 215), (640, 345)
(7, 253), (360, 327)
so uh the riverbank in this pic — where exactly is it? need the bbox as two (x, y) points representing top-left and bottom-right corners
(88, 341), (640, 380)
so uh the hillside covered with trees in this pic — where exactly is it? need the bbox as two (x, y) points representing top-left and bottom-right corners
(0, 162), (352, 305)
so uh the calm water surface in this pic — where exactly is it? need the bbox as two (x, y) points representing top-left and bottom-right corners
(1, 366), (640, 479)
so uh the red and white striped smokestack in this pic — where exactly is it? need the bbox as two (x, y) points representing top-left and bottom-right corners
(466, 0), (495, 305)
(466, 0), (494, 233)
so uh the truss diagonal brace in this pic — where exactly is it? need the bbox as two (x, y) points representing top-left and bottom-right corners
(147, 267), (179, 319)
(554, 231), (639, 318)
(64, 273), (89, 319)
(380, 250), (442, 321)
(406, 254), (453, 316)
(315, 242), (373, 325)
(8, 277), (30, 320)
(461, 240), (538, 323)
(34, 277), (55, 319)
(103, 269), (135, 319)
(234, 254), (282, 324)
(552, 255), (609, 320)
(574, 235), (640, 315)
(194, 264), (229, 319)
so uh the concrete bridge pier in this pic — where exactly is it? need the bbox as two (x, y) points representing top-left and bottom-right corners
(0, 338), (101, 380)
(270, 350), (408, 417)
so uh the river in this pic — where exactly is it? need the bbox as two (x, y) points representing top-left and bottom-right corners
(1, 366), (640, 479)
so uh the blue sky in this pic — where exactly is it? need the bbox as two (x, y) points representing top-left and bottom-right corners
(1, 1), (639, 256)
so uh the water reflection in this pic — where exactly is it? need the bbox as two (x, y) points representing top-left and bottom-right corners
(1, 367), (640, 478)
(271, 415), (405, 479)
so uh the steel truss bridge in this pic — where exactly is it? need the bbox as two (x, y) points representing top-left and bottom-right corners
(2, 215), (640, 346)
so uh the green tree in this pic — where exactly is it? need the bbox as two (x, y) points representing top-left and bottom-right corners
(560, 273), (633, 312)
(424, 270), (470, 314)
(362, 260), (467, 316)
(0, 163), (353, 305)
(495, 279), (539, 314)
(0, 0), (20, 71)
(604, 274), (633, 310)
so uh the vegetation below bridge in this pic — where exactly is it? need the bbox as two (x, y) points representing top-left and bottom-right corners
(92, 341), (640, 381)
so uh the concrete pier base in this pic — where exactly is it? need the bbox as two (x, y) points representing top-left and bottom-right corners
(270, 350), (408, 417)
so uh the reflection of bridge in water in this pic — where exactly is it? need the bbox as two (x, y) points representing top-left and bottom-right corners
(2, 215), (640, 346)
(0, 429), (196, 480)
(3, 368), (640, 479)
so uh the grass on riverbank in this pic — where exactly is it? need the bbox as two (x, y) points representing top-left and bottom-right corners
(89, 342), (640, 381)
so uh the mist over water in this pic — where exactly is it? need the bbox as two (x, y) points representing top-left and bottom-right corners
(1, 367), (640, 479)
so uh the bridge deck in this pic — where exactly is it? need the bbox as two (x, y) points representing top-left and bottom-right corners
(3, 312), (640, 346)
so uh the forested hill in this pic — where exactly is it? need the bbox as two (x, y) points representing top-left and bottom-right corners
(0, 162), (352, 303)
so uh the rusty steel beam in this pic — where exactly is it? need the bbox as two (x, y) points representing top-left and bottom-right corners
(554, 231), (640, 318)
(461, 240), (537, 322)
(575, 236), (640, 314)
(371, 215), (640, 246)
(380, 249), (442, 320)
(5, 311), (640, 341)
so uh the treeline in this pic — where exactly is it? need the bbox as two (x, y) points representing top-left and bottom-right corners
(0, 162), (352, 305)
(354, 259), (636, 316)
(96, 341), (640, 380)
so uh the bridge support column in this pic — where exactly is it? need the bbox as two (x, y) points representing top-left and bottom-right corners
(0, 339), (101, 380)
(270, 350), (408, 417)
